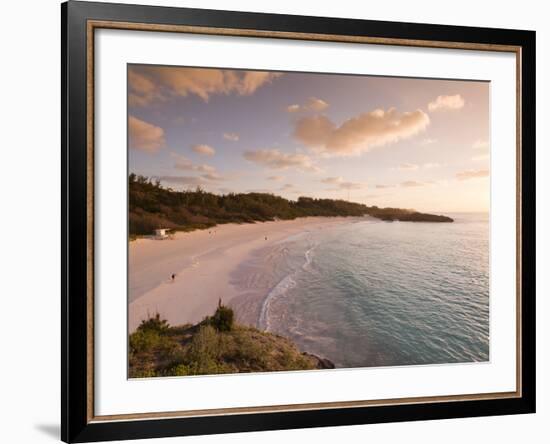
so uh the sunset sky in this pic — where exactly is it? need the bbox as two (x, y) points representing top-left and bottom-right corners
(128, 65), (490, 213)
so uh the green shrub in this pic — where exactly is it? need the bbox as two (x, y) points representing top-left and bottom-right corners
(131, 368), (157, 378)
(184, 325), (231, 374)
(207, 303), (234, 332)
(137, 313), (170, 333)
(128, 305), (322, 378)
(278, 347), (312, 370)
(129, 329), (161, 354)
(230, 330), (269, 369)
(186, 325), (219, 361)
(129, 314), (176, 355)
(162, 363), (190, 377)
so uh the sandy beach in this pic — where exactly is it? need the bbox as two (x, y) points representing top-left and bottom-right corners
(129, 217), (356, 332)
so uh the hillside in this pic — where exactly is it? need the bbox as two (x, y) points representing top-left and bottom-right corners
(129, 304), (334, 378)
(129, 174), (453, 236)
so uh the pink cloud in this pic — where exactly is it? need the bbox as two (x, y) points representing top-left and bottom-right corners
(128, 116), (165, 153)
(294, 108), (430, 156)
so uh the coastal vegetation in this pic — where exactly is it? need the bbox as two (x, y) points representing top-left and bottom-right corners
(368, 207), (454, 223)
(129, 303), (333, 378)
(129, 174), (452, 236)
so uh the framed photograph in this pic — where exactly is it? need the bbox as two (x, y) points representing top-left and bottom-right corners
(62, 1), (536, 442)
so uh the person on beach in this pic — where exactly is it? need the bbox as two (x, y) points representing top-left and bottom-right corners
(265, 236), (267, 241)
(171, 273), (176, 282)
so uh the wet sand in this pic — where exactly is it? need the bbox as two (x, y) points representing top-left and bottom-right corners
(129, 217), (355, 332)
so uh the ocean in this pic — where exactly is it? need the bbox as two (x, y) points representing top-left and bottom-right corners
(231, 213), (490, 368)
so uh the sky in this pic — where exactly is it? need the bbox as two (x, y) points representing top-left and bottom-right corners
(128, 64), (490, 213)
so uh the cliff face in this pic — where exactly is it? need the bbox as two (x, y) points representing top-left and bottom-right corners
(129, 311), (334, 378)
(303, 352), (336, 369)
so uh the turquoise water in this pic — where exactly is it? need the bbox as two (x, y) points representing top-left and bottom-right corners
(233, 214), (489, 368)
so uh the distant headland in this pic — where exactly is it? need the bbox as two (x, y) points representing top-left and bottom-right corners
(129, 174), (453, 237)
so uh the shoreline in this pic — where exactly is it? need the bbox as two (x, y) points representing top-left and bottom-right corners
(129, 216), (368, 332)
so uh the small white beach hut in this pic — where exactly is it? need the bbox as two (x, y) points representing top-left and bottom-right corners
(154, 228), (170, 239)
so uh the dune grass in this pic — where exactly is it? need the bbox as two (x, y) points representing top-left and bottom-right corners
(129, 304), (323, 378)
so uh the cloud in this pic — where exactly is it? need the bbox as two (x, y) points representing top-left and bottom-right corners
(223, 132), (240, 142)
(201, 172), (226, 181)
(239, 71), (282, 95)
(456, 169), (489, 180)
(396, 163), (419, 171)
(394, 162), (439, 170)
(428, 94), (465, 112)
(128, 71), (161, 107)
(293, 115), (334, 147)
(286, 104), (301, 113)
(321, 177), (363, 189)
(293, 108), (430, 156)
(420, 138), (437, 146)
(159, 175), (207, 187)
(472, 139), (489, 150)
(339, 181), (363, 190)
(168, 153), (227, 184)
(321, 176), (343, 184)
(362, 193), (390, 200)
(128, 115), (165, 153)
(472, 154), (489, 161)
(171, 152), (216, 174)
(306, 97), (329, 112)
(243, 149), (321, 172)
(423, 162), (441, 169)
(286, 97), (329, 113)
(194, 164), (216, 173)
(128, 66), (282, 105)
(267, 175), (284, 181)
(192, 144), (216, 156)
(401, 180), (425, 187)
(279, 183), (294, 191)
